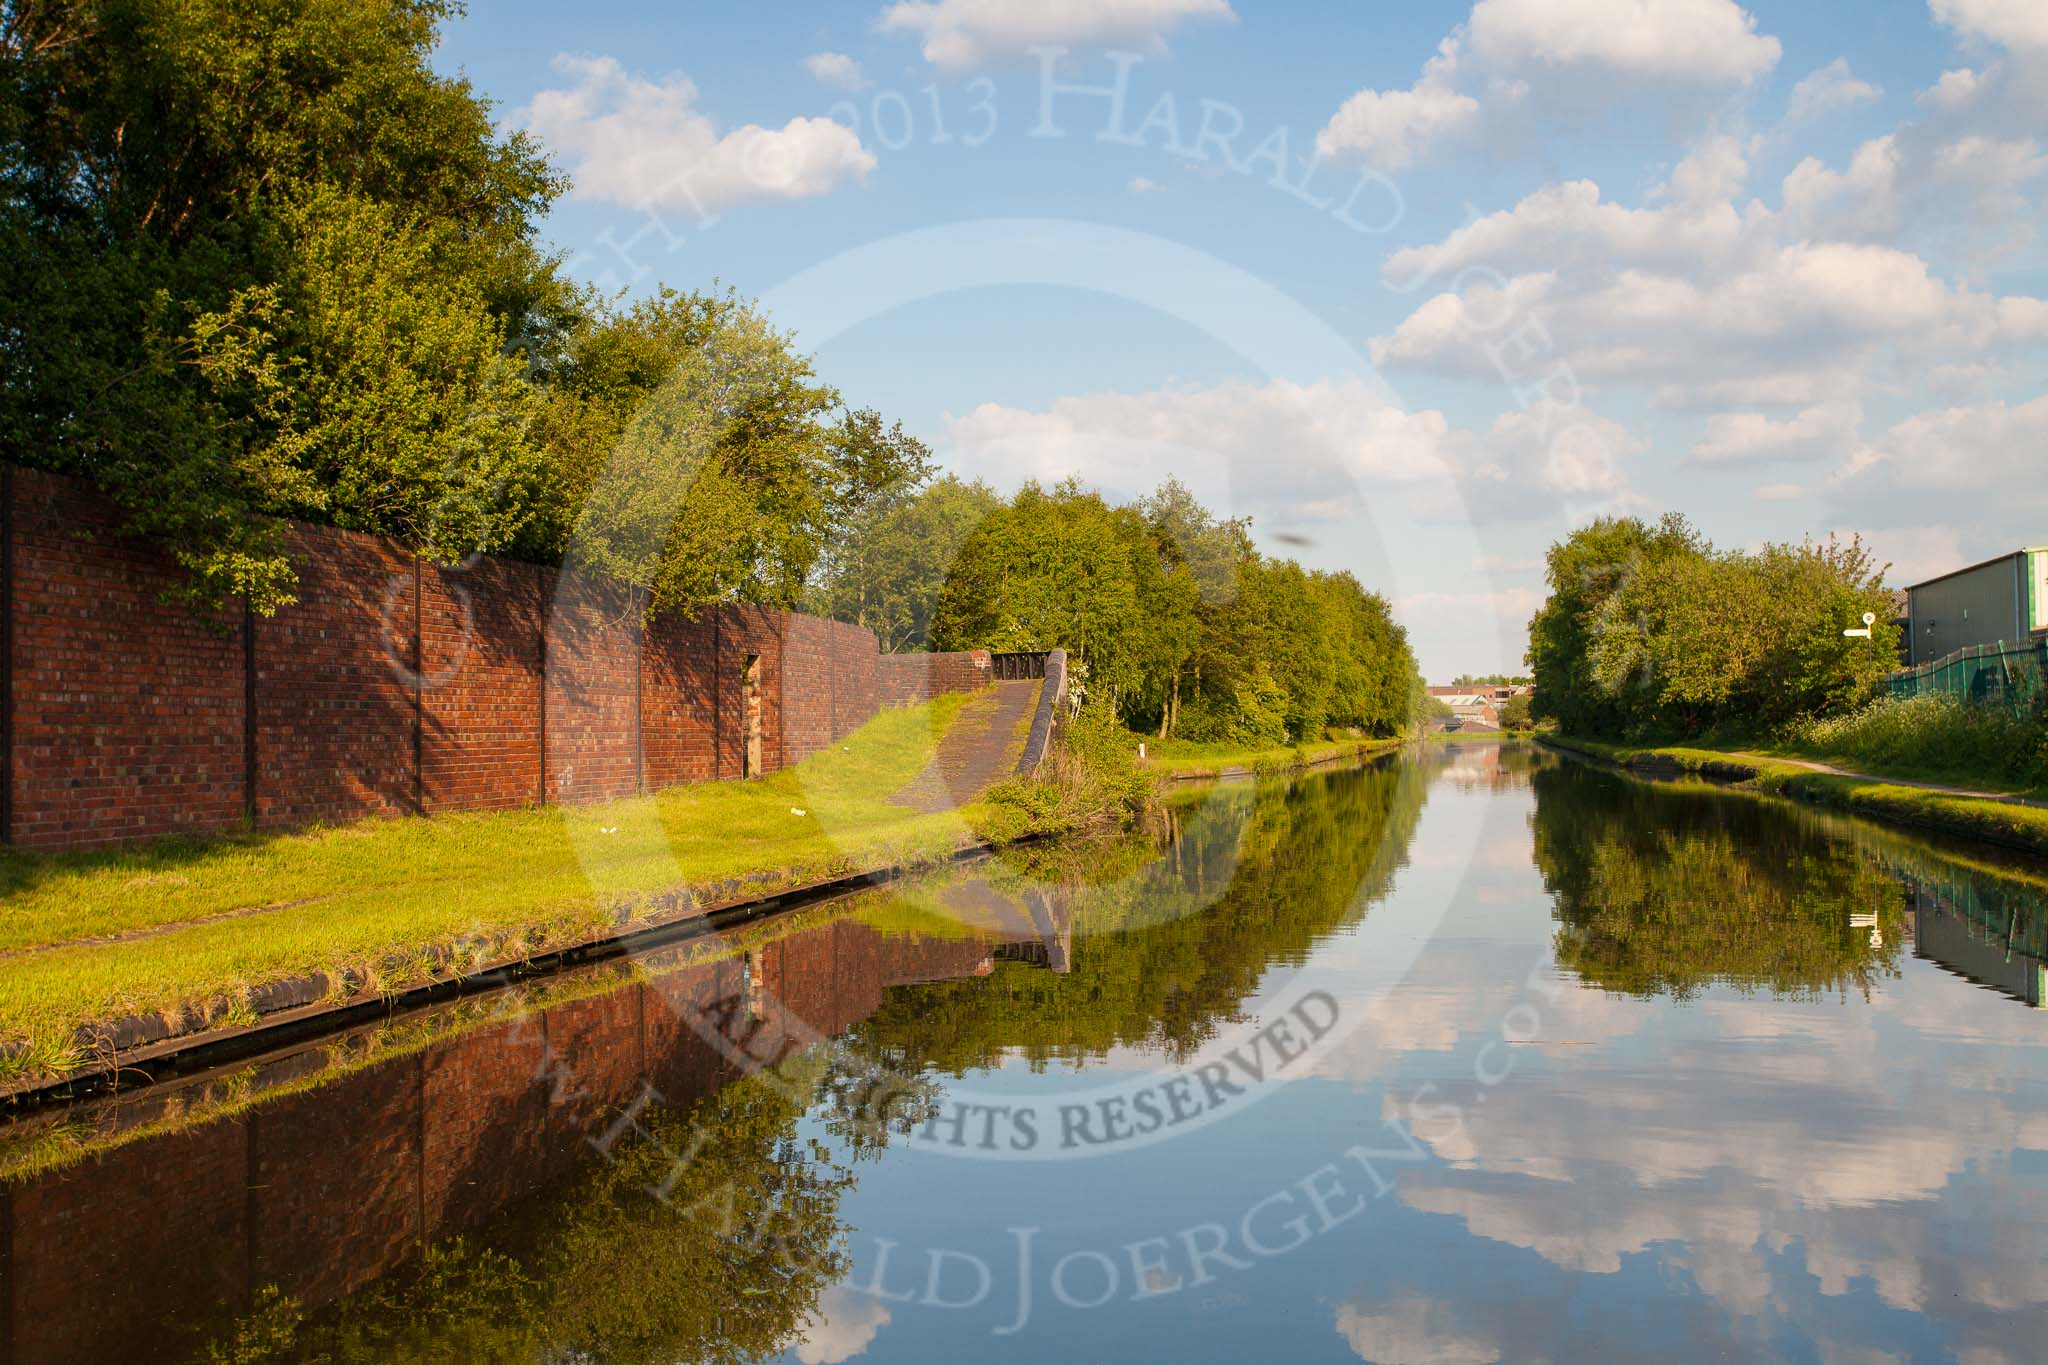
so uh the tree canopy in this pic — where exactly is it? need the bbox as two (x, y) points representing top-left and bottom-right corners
(827, 475), (1423, 743)
(4, 0), (1422, 746)
(1526, 514), (1899, 738)
(0, 1), (921, 620)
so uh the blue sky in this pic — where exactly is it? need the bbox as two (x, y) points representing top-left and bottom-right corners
(435, 0), (2048, 678)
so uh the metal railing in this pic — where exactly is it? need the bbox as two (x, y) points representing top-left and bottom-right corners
(1887, 638), (2048, 712)
(990, 651), (1053, 680)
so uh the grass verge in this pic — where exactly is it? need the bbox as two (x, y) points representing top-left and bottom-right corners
(0, 693), (1013, 1090)
(1541, 734), (2048, 858)
(1776, 694), (2048, 800)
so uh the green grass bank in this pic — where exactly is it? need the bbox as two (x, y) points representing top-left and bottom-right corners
(1140, 733), (1407, 780)
(0, 691), (1098, 1091)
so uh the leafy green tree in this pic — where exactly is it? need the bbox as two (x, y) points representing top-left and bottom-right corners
(807, 473), (999, 651)
(1540, 518), (1900, 736)
(1526, 514), (1705, 736)
(530, 288), (854, 617)
(2, 0), (570, 613)
(932, 479), (1147, 697)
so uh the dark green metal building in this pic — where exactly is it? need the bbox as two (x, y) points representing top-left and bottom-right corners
(1903, 547), (2048, 666)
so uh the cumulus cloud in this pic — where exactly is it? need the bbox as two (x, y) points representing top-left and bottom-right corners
(1786, 57), (1882, 121)
(1465, 0), (1780, 83)
(931, 375), (1659, 573)
(1931, 0), (2048, 52)
(1373, 170), (2048, 406)
(1689, 400), (1862, 465)
(1316, 0), (1778, 171)
(1826, 524), (1968, 586)
(1847, 394), (2048, 492)
(524, 55), (875, 214)
(803, 51), (868, 91)
(939, 379), (1470, 523)
(878, 0), (1233, 70)
(1316, 38), (1483, 170)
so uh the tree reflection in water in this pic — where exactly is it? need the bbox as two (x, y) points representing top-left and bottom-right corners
(1532, 760), (1908, 1000)
(180, 755), (1433, 1364)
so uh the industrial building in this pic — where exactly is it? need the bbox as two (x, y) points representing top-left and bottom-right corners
(1901, 547), (2048, 666)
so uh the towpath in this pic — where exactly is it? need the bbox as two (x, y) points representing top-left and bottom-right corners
(894, 680), (1042, 812)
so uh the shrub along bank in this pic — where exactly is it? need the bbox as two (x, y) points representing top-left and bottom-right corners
(1780, 694), (2048, 799)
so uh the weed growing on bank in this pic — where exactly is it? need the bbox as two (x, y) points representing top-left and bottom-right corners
(1784, 695), (2048, 795)
(979, 695), (1152, 840)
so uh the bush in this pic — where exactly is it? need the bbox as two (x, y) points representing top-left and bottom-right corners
(1785, 694), (2048, 790)
(979, 692), (1151, 839)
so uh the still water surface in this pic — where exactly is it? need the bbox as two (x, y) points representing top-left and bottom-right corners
(4, 743), (2046, 1363)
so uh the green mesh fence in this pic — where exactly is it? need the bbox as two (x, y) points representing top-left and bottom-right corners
(1888, 638), (2048, 712)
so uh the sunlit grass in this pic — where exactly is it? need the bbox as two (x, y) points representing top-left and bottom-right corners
(1772, 694), (2048, 800)
(0, 694), (993, 1085)
(1143, 734), (1403, 778)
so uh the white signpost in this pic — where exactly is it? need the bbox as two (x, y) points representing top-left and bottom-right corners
(1843, 611), (1877, 640)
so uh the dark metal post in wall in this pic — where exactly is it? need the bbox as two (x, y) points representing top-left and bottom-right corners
(243, 599), (258, 826)
(0, 464), (13, 845)
(412, 559), (424, 815)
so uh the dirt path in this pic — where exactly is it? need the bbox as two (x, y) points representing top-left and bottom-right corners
(894, 680), (1042, 813)
(1729, 752), (2048, 809)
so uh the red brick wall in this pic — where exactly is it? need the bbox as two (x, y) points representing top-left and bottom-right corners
(542, 572), (641, 804)
(0, 469), (991, 851)
(880, 649), (992, 707)
(253, 524), (418, 827)
(642, 609), (719, 785)
(423, 557), (545, 811)
(6, 469), (247, 849)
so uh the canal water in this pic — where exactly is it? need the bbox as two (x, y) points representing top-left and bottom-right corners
(4, 743), (2046, 1363)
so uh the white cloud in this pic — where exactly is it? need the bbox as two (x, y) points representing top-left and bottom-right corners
(523, 55), (875, 214)
(878, 0), (1233, 70)
(940, 379), (1468, 512)
(1465, 0), (1781, 83)
(1398, 587), (1544, 619)
(803, 51), (869, 91)
(1786, 58), (1882, 121)
(1375, 197), (2048, 403)
(1689, 401), (1862, 465)
(1850, 394), (2048, 491)
(1318, 0), (1777, 171)
(1755, 482), (1805, 501)
(1780, 134), (1902, 237)
(795, 1285), (891, 1364)
(1126, 176), (1163, 194)
(1931, 0), (2048, 52)
(1316, 38), (1483, 170)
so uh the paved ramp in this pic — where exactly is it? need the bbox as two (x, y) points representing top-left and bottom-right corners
(894, 679), (1042, 812)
